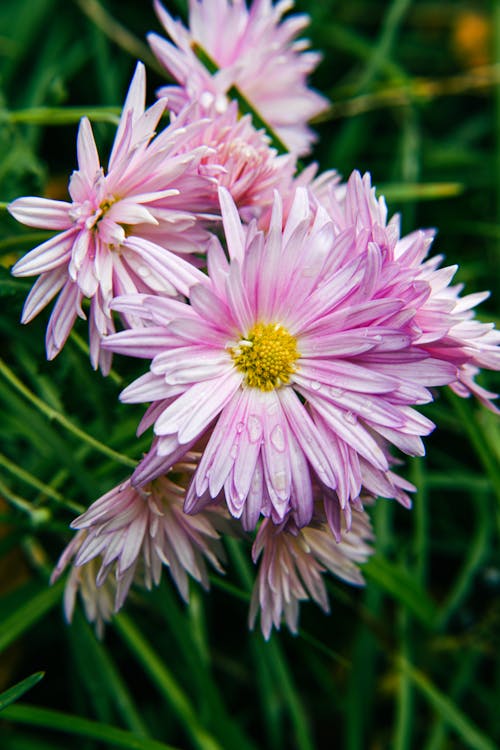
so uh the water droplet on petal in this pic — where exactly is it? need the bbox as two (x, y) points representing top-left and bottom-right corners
(309, 380), (322, 391)
(236, 421), (245, 434)
(273, 470), (287, 493)
(138, 266), (151, 278)
(270, 424), (286, 452)
(329, 386), (344, 398)
(248, 414), (262, 443)
(344, 411), (358, 424)
(266, 401), (279, 416)
(230, 444), (239, 459)
(373, 334), (382, 342)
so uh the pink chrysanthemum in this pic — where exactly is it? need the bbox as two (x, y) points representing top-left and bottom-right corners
(249, 506), (373, 639)
(104, 184), (466, 532)
(52, 465), (227, 619)
(9, 62), (211, 374)
(149, 0), (329, 155)
(172, 101), (296, 218)
(323, 171), (500, 413)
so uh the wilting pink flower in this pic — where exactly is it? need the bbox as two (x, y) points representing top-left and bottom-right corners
(51, 531), (116, 638)
(9, 62), (210, 374)
(104, 185), (462, 532)
(149, 0), (329, 155)
(249, 507), (373, 639)
(52, 465), (226, 622)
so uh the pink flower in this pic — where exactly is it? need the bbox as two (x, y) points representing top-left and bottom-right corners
(249, 506), (373, 639)
(9, 62), (210, 374)
(104, 185), (460, 532)
(51, 464), (227, 621)
(51, 532), (116, 638)
(324, 171), (500, 413)
(172, 101), (296, 218)
(149, 0), (329, 155)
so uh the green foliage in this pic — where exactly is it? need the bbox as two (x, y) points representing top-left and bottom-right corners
(0, 0), (499, 748)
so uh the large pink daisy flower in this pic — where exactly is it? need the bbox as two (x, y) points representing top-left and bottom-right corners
(104, 184), (462, 533)
(148, 0), (329, 155)
(9, 63), (211, 374)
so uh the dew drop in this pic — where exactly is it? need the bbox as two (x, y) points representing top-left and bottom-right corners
(248, 414), (262, 443)
(266, 401), (279, 416)
(309, 380), (322, 391)
(270, 424), (286, 452)
(273, 470), (287, 493)
(329, 386), (345, 398)
(344, 411), (358, 424)
(230, 444), (239, 459)
(373, 334), (382, 342)
(236, 421), (245, 434)
(137, 266), (151, 278)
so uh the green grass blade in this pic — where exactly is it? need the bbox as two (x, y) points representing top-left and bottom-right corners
(447, 392), (500, 505)
(227, 538), (315, 750)
(435, 494), (491, 629)
(0, 578), (64, 654)
(363, 555), (437, 626)
(69, 611), (149, 736)
(0, 673), (44, 711)
(114, 613), (223, 750)
(400, 659), (497, 750)
(2, 106), (121, 126)
(0, 704), (180, 750)
(0, 358), (137, 469)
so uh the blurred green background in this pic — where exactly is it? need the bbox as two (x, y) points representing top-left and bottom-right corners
(0, 1), (499, 748)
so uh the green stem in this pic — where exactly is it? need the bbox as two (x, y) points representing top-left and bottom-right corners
(191, 42), (290, 157)
(0, 476), (50, 525)
(0, 358), (136, 469)
(0, 452), (83, 514)
(0, 107), (121, 126)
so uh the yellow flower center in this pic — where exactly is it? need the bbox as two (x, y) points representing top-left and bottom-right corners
(230, 322), (300, 391)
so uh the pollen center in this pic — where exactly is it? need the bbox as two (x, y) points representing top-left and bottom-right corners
(230, 322), (299, 391)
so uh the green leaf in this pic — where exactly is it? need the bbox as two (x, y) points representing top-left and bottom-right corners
(0, 672), (44, 711)
(0, 704), (181, 750)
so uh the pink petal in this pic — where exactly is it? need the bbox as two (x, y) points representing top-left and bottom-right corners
(76, 117), (101, 179)
(9, 197), (72, 230)
(12, 229), (76, 277)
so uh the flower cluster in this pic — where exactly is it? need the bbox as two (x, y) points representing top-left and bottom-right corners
(10, 0), (500, 639)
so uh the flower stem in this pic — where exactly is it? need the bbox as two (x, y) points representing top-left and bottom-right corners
(1, 106), (121, 126)
(0, 358), (136, 469)
(0, 451), (84, 514)
(191, 42), (290, 157)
